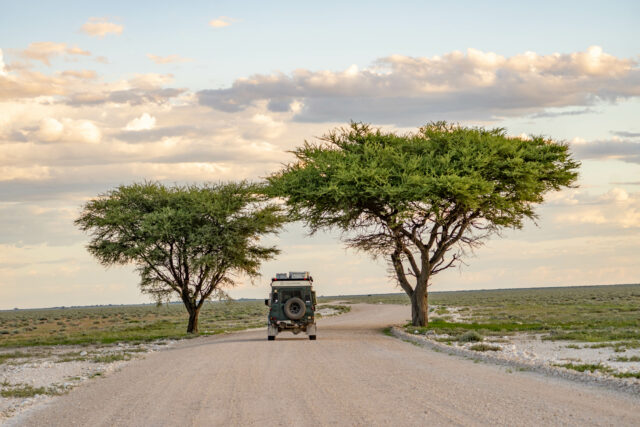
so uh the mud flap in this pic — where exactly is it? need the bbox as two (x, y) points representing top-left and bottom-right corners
(306, 323), (317, 336)
(268, 323), (278, 338)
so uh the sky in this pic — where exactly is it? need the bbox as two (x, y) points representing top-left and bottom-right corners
(1, 1), (639, 309)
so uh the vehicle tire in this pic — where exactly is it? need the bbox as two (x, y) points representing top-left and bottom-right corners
(309, 335), (316, 340)
(284, 297), (306, 320)
(268, 335), (275, 341)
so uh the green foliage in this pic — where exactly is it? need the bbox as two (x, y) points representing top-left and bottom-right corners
(555, 362), (613, 374)
(270, 122), (578, 235)
(469, 343), (501, 352)
(75, 181), (286, 332)
(459, 331), (484, 342)
(610, 355), (640, 362)
(92, 353), (132, 363)
(0, 384), (62, 398)
(268, 122), (579, 325)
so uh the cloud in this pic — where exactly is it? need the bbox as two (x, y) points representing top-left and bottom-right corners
(198, 46), (640, 125)
(554, 188), (640, 229)
(0, 49), (7, 77)
(124, 113), (156, 131)
(34, 117), (101, 144)
(610, 181), (640, 186)
(530, 108), (597, 118)
(612, 130), (640, 138)
(59, 70), (97, 79)
(80, 17), (123, 38)
(17, 42), (91, 66)
(0, 165), (51, 182)
(0, 70), (68, 99)
(66, 88), (185, 106)
(570, 139), (640, 164)
(146, 54), (192, 64)
(114, 126), (196, 143)
(209, 16), (236, 28)
(129, 73), (174, 90)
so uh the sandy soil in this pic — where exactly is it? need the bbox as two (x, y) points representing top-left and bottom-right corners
(0, 341), (175, 422)
(8, 304), (640, 426)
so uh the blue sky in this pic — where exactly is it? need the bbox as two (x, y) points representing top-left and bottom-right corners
(1, 1), (639, 308)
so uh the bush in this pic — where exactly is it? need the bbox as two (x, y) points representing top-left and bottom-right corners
(459, 331), (483, 342)
(469, 343), (501, 352)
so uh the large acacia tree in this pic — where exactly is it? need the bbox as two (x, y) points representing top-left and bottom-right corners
(268, 122), (579, 326)
(76, 181), (286, 333)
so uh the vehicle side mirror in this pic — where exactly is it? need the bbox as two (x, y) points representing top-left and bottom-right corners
(264, 299), (270, 307)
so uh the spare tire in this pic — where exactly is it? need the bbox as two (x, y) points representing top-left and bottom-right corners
(284, 297), (306, 320)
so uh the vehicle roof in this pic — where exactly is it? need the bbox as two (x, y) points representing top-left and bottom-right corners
(271, 280), (313, 287)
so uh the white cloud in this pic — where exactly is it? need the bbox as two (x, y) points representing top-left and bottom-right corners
(209, 16), (235, 28)
(129, 73), (174, 90)
(570, 139), (640, 164)
(0, 165), (51, 181)
(125, 113), (156, 131)
(35, 117), (101, 144)
(59, 70), (97, 79)
(0, 49), (7, 77)
(146, 54), (192, 64)
(37, 117), (64, 141)
(17, 42), (91, 66)
(80, 17), (123, 38)
(198, 46), (640, 125)
(554, 188), (640, 229)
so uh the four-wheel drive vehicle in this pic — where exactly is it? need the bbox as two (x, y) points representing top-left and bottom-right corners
(264, 272), (317, 340)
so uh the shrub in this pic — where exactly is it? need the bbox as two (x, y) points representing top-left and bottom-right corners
(459, 331), (483, 342)
(469, 343), (501, 352)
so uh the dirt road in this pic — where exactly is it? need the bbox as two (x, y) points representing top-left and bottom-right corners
(13, 304), (640, 426)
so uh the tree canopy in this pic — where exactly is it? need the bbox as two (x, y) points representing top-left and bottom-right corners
(75, 181), (286, 332)
(267, 122), (580, 325)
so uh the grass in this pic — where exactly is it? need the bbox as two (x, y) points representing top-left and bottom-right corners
(0, 384), (63, 398)
(555, 362), (613, 374)
(469, 343), (501, 352)
(0, 351), (33, 364)
(609, 355), (640, 362)
(0, 300), (269, 348)
(388, 284), (640, 345)
(458, 331), (483, 342)
(382, 327), (393, 337)
(92, 353), (132, 363)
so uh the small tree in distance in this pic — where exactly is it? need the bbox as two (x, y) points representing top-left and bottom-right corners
(75, 181), (286, 333)
(267, 122), (580, 326)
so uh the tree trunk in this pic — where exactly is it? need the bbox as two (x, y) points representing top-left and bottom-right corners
(410, 286), (429, 327)
(187, 308), (200, 333)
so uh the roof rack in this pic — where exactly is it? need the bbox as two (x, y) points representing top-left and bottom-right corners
(272, 271), (313, 282)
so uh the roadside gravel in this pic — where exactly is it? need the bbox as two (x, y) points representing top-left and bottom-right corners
(393, 327), (640, 396)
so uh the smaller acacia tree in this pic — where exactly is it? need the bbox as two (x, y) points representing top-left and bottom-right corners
(268, 122), (580, 326)
(75, 181), (286, 333)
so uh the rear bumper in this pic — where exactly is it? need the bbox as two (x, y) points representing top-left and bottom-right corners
(272, 319), (314, 329)
(268, 320), (316, 336)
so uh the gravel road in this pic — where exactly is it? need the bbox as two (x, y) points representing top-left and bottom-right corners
(12, 304), (640, 426)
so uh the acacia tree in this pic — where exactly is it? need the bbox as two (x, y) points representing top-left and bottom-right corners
(75, 181), (286, 333)
(267, 122), (579, 326)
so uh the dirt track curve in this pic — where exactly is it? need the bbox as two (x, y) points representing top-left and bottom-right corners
(12, 304), (640, 426)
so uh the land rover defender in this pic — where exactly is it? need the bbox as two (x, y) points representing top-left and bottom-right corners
(264, 272), (317, 340)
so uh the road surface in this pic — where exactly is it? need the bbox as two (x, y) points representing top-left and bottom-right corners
(14, 304), (640, 426)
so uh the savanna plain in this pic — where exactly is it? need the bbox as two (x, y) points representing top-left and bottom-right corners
(1, 284), (639, 424)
